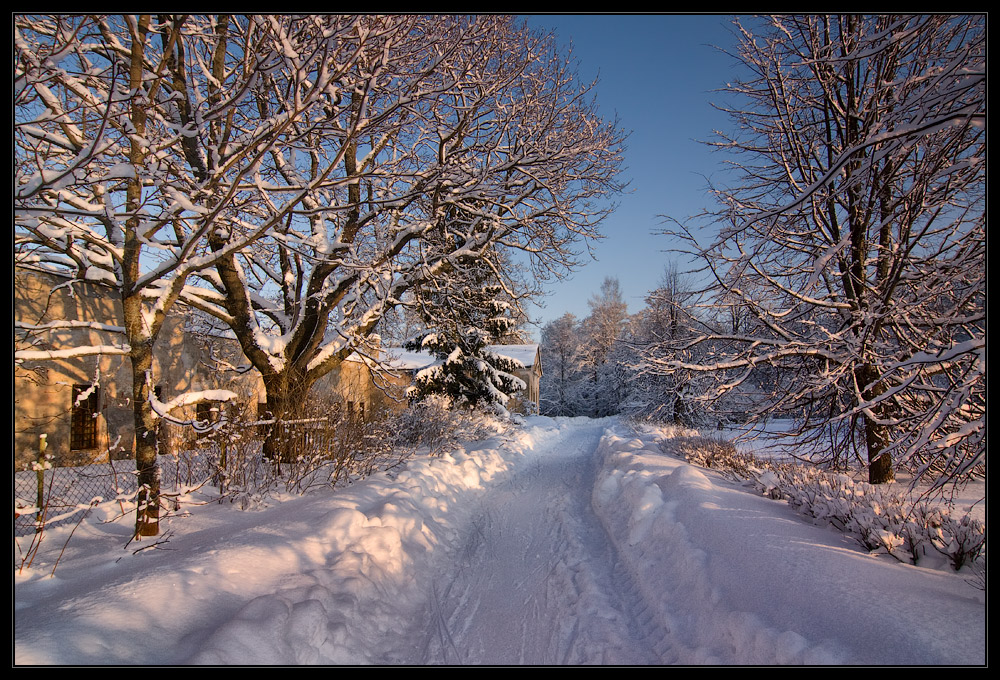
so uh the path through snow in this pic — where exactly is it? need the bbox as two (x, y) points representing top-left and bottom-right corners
(386, 420), (666, 664)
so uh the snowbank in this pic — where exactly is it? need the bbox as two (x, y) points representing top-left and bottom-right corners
(590, 427), (986, 665)
(14, 421), (564, 665)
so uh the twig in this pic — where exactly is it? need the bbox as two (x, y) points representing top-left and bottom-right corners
(50, 499), (99, 577)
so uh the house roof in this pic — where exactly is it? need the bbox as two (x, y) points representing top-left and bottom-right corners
(485, 344), (539, 369)
(381, 344), (539, 371)
(381, 348), (440, 371)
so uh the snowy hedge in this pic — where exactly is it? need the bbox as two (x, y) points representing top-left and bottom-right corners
(636, 424), (985, 573)
(751, 464), (985, 571)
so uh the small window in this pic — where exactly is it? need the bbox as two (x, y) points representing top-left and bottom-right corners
(70, 384), (100, 450)
(196, 401), (221, 425)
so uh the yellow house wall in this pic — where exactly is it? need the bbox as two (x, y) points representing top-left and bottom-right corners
(15, 269), (135, 469)
(15, 269), (543, 469)
(15, 270), (397, 468)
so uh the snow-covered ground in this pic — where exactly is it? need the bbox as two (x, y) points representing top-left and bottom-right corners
(14, 416), (985, 665)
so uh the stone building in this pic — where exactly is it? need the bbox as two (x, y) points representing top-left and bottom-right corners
(13, 269), (389, 470)
(15, 268), (541, 470)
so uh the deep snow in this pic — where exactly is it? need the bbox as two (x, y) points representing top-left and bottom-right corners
(14, 416), (985, 665)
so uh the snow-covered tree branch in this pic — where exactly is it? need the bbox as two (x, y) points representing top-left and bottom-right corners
(186, 16), (627, 451)
(15, 15), (627, 529)
(652, 15), (984, 489)
(17, 15), (470, 535)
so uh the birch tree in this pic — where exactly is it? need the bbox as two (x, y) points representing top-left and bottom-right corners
(656, 15), (984, 489)
(14, 15), (425, 535)
(539, 313), (586, 417)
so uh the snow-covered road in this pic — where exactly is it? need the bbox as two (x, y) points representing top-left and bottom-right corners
(387, 420), (666, 664)
(15, 417), (985, 665)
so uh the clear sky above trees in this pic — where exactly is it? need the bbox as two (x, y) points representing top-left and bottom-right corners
(523, 14), (742, 330)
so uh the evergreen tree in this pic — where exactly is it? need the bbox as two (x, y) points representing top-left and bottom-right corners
(405, 247), (528, 413)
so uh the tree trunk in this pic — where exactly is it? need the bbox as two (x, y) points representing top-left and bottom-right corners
(864, 415), (894, 485)
(261, 372), (316, 463)
(125, 15), (160, 538)
(672, 391), (686, 426)
(131, 341), (161, 536)
(855, 362), (894, 484)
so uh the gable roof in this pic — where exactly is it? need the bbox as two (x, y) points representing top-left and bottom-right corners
(484, 344), (539, 369)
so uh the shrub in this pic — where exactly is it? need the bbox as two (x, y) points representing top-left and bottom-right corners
(660, 431), (985, 572)
(387, 394), (510, 455)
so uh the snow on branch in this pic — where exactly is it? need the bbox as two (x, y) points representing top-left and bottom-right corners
(654, 14), (984, 489)
(16, 344), (131, 361)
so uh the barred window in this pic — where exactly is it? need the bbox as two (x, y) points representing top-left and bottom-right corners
(70, 384), (100, 450)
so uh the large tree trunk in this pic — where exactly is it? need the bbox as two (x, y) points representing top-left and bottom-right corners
(672, 390), (687, 426)
(855, 362), (894, 484)
(130, 340), (161, 537)
(125, 15), (161, 538)
(864, 415), (894, 485)
(260, 372), (317, 463)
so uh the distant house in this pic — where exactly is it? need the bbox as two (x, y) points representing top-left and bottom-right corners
(14, 267), (542, 470)
(13, 268), (386, 470)
(379, 344), (543, 415)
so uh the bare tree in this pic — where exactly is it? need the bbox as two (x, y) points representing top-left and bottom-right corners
(186, 16), (627, 451)
(657, 15), (984, 489)
(628, 265), (705, 425)
(579, 277), (630, 417)
(14, 15), (437, 535)
(539, 313), (586, 417)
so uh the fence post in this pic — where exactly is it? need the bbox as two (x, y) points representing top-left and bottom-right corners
(35, 434), (48, 533)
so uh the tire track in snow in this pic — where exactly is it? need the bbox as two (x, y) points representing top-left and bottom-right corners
(392, 420), (673, 665)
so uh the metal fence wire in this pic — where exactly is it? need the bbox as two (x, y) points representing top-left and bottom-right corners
(14, 415), (407, 537)
(14, 448), (221, 537)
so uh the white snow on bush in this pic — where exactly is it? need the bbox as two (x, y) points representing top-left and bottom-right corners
(590, 427), (984, 665)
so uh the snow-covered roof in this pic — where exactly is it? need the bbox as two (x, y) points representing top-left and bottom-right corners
(485, 344), (539, 369)
(382, 344), (539, 371)
(381, 348), (440, 371)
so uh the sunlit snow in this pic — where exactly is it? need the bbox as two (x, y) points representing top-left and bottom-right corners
(14, 417), (984, 665)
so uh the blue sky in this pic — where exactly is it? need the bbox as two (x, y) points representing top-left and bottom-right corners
(521, 14), (743, 334)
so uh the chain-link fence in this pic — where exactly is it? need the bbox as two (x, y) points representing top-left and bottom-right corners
(14, 412), (415, 537)
(14, 447), (223, 537)
(15, 398), (515, 540)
